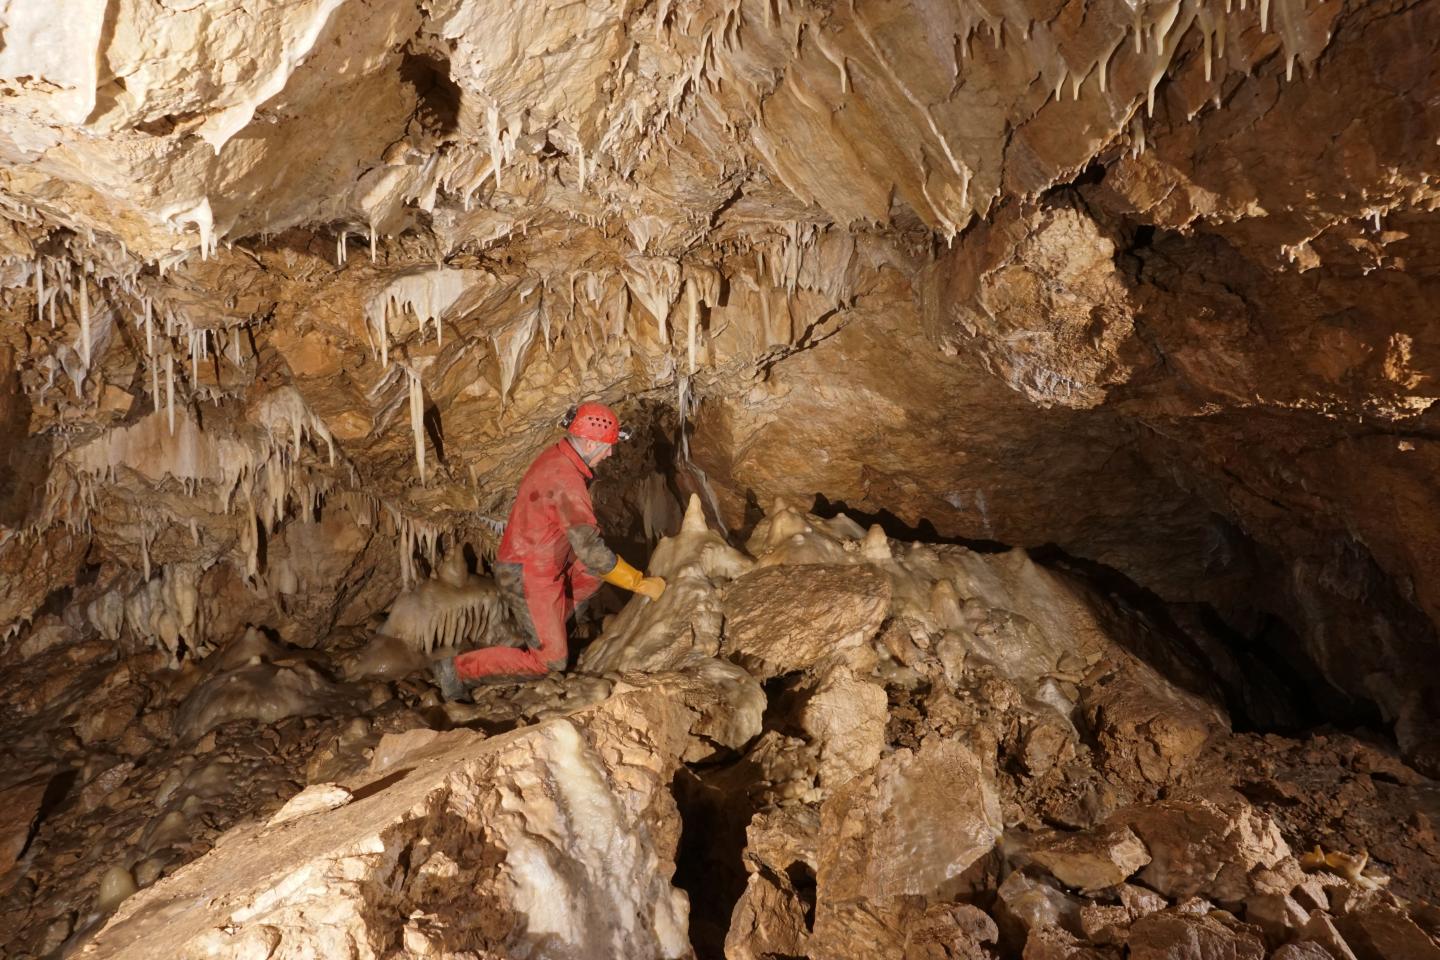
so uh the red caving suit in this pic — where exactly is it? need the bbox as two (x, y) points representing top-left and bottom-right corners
(454, 440), (616, 682)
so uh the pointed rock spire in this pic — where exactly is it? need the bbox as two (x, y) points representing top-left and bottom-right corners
(861, 524), (892, 562)
(682, 492), (708, 534)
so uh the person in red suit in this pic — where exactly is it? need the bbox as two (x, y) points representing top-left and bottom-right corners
(431, 402), (666, 698)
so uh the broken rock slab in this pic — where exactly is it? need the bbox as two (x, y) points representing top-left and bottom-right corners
(1116, 790), (1291, 902)
(1028, 823), (1153, 894)
(79, 686), (701, 960)
(266, 783), (352, 827)
(1272, 944), (1340, 960)
(808, 735), (1002, 956)
(0, 776), (48, 877)
(724, 868), (812, 960)
(800, 659), (889, 789)
(1079, 651), (1228, 788)
(1125, 911), (1266, 960)
(1334, 904), (1440, 960)
(721, 564), (891, 680)
(610, 661), (766, 761)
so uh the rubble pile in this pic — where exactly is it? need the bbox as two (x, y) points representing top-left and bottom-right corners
(1, 497), (1435, 959)
(0, 0), (1438, 955)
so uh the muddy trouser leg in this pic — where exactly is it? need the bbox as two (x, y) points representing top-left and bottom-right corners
(454, 564), (565, 682)
(564, 564), (603, 631)
(493, 562), (538, 648)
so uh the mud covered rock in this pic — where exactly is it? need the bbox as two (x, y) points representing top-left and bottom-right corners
(1080, 652), (1228, 788)
(173, 660), (351, 741)
(721, 564), (891, 680)
(1029, 824), (1152, 894)
(809, 735), (1002, 954)
(1125, 911), (1266, 960)
(1272, 944), (1339, 960)
(0, 777), (48, 876)
(1117, 791), (1291, 902)
(1334, 904), (1440, 960)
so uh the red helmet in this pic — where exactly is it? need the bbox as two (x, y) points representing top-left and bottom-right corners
(565, 402), (627, 444)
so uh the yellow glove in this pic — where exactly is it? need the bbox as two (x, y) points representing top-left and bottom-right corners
(602, 557), (666, 600)
(634, 576), (666, 601)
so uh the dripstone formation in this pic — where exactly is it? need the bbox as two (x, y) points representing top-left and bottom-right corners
(1, 0), (1438, 957)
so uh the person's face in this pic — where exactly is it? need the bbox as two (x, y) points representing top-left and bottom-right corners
(591, 441), (614, 465)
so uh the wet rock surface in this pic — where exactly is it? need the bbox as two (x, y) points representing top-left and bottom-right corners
(0, 6), (1438, 946)
(0, 499), (1437, 959)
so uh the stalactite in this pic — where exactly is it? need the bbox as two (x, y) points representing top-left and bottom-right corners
(487, 105), (503, 191)
(33, 257), (43, 324)
(408, 366), (426, 484)
(78, 276), (91, 370)
(166, 354), (175, 434)
(686, 277), (700, 374)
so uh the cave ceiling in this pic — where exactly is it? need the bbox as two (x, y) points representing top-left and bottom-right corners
(0, 0), (1438, 728)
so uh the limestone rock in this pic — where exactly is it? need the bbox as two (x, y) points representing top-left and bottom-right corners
(1029, 824), (1153, 894)
(817, 735), (1001, 905)
(1118, 792), (1291, 902)
(1028, 931), (1121, 959)
(996, 870), (1085, 944)
(724, 869), (811, 960)
(1118, 883), (1170, 918)
(1334, 905), (1440, 960)
(1125, 912), (1265, 960)
(721, 564), (891, 680)
(1272, 944), (1340, 960)
(1080, 904), (1134, 945)
(800, 661), (889, 789)
(83, 686), (699, 960)
(265, 783), (352, 827)
(902, 902), (999, 960)
(1301, 910), (1361, 960)
(614, 661), (766, 762)
(1080, 652), (1228, 788)
(0, 777), (47, 874)
(1242, 892), (1311, 947)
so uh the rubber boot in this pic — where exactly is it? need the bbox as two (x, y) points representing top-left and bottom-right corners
(430, 656), (469, 702)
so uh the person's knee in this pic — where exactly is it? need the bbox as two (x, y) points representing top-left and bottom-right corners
(543, 656), (566, 673)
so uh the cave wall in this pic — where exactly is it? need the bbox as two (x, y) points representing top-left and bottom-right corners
(0, 0), (1437, 755)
